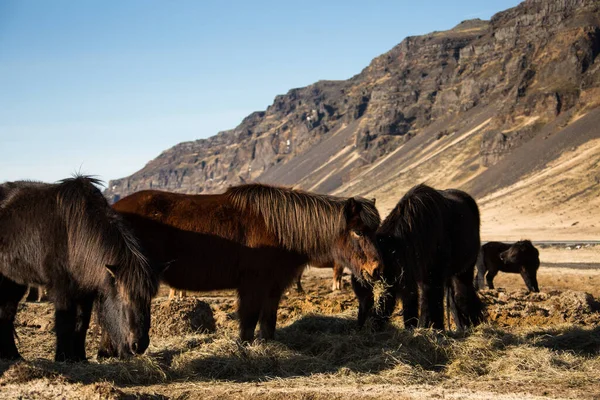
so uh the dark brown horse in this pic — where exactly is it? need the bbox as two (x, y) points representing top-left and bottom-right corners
(0, 176), (159, 361)
(475, 240), (540, 292)
(106, 183), (382, 344)
(352, 184), (485, 331)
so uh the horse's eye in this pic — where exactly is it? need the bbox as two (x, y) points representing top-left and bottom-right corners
(351, 230), (363, 239)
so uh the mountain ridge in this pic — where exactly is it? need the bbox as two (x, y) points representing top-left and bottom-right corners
(105, 0), (600, 240)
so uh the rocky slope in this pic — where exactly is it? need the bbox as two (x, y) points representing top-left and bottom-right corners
(105, 0), (600, 239)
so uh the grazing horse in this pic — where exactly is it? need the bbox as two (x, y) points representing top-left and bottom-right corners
(101, 183), (382, 349)
(475, 240), (540, 292)
(294, 262), (346, 293)
(352, 184), (485, 331)
(0, 177), (159, 361)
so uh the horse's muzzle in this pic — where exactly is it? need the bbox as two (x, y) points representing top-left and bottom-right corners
(363, 262), (381, 281)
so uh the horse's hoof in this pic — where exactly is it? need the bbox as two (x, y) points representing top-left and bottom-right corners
(97, 349), (117, 359)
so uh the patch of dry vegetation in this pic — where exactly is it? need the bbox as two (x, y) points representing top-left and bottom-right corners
(2, 263), (600, 399)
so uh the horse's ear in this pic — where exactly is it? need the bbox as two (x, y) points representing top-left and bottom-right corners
(498, 251), (507, 262)
(370, 198), (376, 205)
(344, 197), (363, 218)
(160, 261), (172, 273)
(105, 264), (118, 279)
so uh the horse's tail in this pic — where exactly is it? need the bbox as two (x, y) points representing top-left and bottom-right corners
(446, 274), (486, 331)
(474, 246), (486, 291)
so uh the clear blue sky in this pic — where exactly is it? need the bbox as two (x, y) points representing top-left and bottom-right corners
(0, 0), (521, 184)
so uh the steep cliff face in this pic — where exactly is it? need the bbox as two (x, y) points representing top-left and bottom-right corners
(105, 0), (600, 212)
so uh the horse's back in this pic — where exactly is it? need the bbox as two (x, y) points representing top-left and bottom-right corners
(0, 182), (62, 285)
(114, 190), (237, 232)
(482, 241), (511, 256)
(115, 190), (225, 216)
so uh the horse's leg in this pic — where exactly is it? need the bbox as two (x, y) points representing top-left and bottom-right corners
(296, 279), (304, 293)
(351, 275), (374, 327)
(53, 291), (78, 362)
(520, 269), (539, 293)
(475, 262), (486, 291)
(25, 286), (39, 302)
(429, 276), (445, 329)
(449, 270), (485, 330)
(37, 286), (47, 302)
(332, 264), (343, 291)
(399, 283), (419, 329)
(258, 287), (283, 340)
(486, 268), (497, 290)
(237, 283), (262, 342)
(72, 294), (94, 362)
(417, 281), (430, 327)
(295, 273), (304, 293)
(0, 276), (27, 360)
(418, 278), (444, 329)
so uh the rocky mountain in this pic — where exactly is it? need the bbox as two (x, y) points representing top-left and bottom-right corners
(106, 0), (600, 240)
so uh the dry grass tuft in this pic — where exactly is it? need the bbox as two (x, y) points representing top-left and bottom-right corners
(17, 355), (171, 385)
(151, 297), (216, 337)
(371, 279), (393, 313)
(446, 323), (600, 393)
(0, 360), (65, 385)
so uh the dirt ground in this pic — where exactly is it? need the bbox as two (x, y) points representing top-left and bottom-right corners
(1, 247), (599, 399)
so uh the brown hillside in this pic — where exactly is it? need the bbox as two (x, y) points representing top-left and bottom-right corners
(105, 0), (600, 240)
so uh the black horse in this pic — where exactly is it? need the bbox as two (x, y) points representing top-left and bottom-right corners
(0, 176), (160, 361)
(475, 240), (540, 292)
(352, 184), (485, 331)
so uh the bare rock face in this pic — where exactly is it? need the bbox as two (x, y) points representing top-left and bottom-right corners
(105, 0), (600, 201)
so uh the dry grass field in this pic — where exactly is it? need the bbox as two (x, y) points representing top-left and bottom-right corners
(0, 245), (598, 399)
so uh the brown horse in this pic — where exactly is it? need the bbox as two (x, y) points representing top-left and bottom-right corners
(105, 183), (382, 345)
(475, 240), (540, 292)
(0, 177), (159, 361)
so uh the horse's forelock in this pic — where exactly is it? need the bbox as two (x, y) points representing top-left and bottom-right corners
(226, 184), (348, 257)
